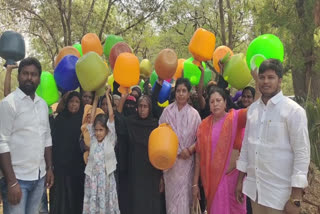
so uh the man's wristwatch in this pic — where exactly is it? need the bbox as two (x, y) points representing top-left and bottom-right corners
(290, 197), (302, 207)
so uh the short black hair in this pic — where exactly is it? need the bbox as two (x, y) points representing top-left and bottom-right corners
(259, 59), (283, 78)
(208, 86), (227, 101)
(18, 57), (42, 76)
(175, 78), (192, 92)
(93, 113), (109, 130)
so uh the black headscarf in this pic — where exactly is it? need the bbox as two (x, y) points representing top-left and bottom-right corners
(126, 95), (158, 147)
(123, 96), (137, 117)
(52, 91), (84, 176)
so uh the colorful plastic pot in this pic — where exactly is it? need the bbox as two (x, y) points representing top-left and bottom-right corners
(188, 28), (216, 66)
(73, 43), (83, 56)
(109, 42), (132, 69)
(158, 80), (171, 103)
(148, 123), (179, 170)
(36, 71), (59, 106)
(246, 34), (284, 70)
(223, 53), (252, 89)
(212, 46), (233, 73)
(150, 70), (158, 87)
(154, 49), (178, 80)
(81, 33), (103, 56)
(54, 55), (80, 91)
(173, 58), (185, 80)
(113, 53), (140, 94)
(183, 57), (206, 86)
(55, 46), (80, 67)
(0, 31), (25, 66)
(103, 35), (124, 58)
(76, 52), (110, 92)
(140, 59), (152, 78)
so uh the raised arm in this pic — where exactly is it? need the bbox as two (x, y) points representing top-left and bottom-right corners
(117, 88), (129, 113)
(106, 86), (114, 123)
(197, 65), (206, 110)
(4, 65), (18, 97)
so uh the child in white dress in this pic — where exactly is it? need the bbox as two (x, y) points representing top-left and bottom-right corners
(83, 88), (120, 214)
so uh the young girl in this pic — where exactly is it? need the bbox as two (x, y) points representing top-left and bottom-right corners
(83, 87), (120, 214)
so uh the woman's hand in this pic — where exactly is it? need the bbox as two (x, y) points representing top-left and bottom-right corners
(235, 180), (244, 204)
(178, 148), (191, 160)
(192, 185), (200, 204)
(159, 176), (165, 193)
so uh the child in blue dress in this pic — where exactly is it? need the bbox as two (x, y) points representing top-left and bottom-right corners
(83, 88), (120, 214)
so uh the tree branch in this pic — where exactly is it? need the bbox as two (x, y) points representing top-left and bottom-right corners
(82, 0), (97, 35)
(98, 0), (116, 41)
(56, 0), (68, 46)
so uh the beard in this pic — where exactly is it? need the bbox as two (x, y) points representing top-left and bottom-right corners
(19, 82), (37, 96)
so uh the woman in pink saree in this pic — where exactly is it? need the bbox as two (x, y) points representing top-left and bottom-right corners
(159, 78), (201, 214)
(193, 87), (247, 214)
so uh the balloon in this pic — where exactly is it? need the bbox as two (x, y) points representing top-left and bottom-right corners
(54, 55), (79, 91)
(36, 71), (59, 106)
(55, 46), (80, 67)
(158, 81), (171, 103)
(223, 53), (252, 89)
(103, 35), (124, 58)
(154, 49), (178, 80)
(173, 58), (185, 80)
(109, 42), (132, 69)
(246, 34), (284, 70)
(107, 74), (114, 92)
(183, 57), (206, 86)
(139, 79), (145, 93)
(113, 53), (140, 94)
(73, 43), (83, 56)
(188, 28), (216, 66)
(76, 52), (110, 92)
(204, 68), (213, 87)
(140, 59), (152, 78)
(0, 31), (25, 66)
(213, 46), (233, 73)
(148, 123), (179, 170)
(81, 33), (103, 55)
(150, 70), (158, 87)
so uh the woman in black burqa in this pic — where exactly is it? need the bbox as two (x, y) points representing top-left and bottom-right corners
(117, 95), (165, 214)
(50, 91), (85, 214)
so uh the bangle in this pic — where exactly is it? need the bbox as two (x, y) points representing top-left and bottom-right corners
(192, 184), (198, 188)
(10, 181), (18, 188)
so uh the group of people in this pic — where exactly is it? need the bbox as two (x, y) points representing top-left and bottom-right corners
(0, 56), (310, 214)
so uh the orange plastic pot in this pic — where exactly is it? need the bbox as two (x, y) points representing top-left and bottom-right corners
(109, 42), (132, 69)
(148, 123), (179, 170)
(188, 28), (216, 66)
(54, 46), (80, 67)
(81, 33), (103, 56)
(173, 58), (185, 80)
(154, 49), (178, 80)
(213, 46), (233, 73)
(113, 52), (140, 94)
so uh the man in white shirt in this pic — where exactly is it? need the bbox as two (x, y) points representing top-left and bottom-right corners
(235, 59), (310, 214)
(0, 57), (54, 214)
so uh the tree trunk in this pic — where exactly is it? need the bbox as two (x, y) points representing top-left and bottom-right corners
(219, 0), (226, 45)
